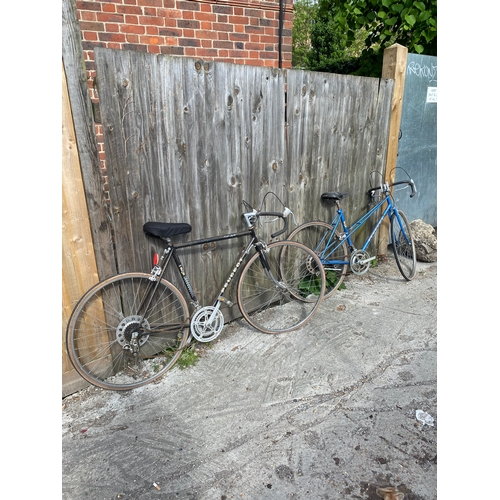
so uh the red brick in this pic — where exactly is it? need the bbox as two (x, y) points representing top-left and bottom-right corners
(261, 35), (277, 43)
(77, 1), (101, 12)
(98, 13), (126, 23)
(146, 26), (160, 35)
(247, 42), (264, 51)
(194, 11), (216, 22)
(177, 19), (199, 29)
(246, 24), (262, 33)
(212, 22), (233, 32)
(80, 21), (105, 31)
(213, 40), (232, 49)
(197, 48), (218, 58)
(121, 24), (146, 34)
(160, 46), (184, 55)
(261, 51), (277, 59)
(137, 35), (162, 44)
(117, 5), (142, 15)
(159, 27), (182, 37)
(213, 5), (232, 15)
(229, 15), (249, 25)
(179, 38), (199, 47)
(228, 49), (248, 59)
(99, 33), (125, 42)
(123, 43), (148, 52)
(82, 41), (104, 50)
(245, 8), (262, 18)
(80, 11), (97, 21)
(106, 23), (121, 32)
(177, 0), (200, 11)
(139, 15), (165, 26)
(102, 3), (116, 13)
(229, 32), (249, 42)
(83, 31), (99, 41)
(196, 29), (218, 40)
(138, 0), (163, 6)
(164, 9), (182, 19)
(125, 34), (140, 43)
(124, 15), (139, 24)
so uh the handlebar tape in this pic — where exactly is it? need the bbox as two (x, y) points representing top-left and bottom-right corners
(367, 180), (416, 198)
(257, 211), (289, 238)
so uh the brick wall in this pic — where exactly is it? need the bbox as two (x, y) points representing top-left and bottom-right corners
(75, 0), (293, 186)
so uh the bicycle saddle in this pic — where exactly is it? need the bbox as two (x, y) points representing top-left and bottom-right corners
(321, 192), (349, 201)
(143, 221), (192, 239)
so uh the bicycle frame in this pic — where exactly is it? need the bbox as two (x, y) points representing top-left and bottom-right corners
(144, 226), (275, 315)
(320, 189), (408, 266)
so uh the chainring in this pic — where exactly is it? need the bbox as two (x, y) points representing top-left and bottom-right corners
(350, 250), (371, 275)
(190, 306), (225, 342)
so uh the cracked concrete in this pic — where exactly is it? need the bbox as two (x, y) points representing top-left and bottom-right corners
(62, 257), (437, 500)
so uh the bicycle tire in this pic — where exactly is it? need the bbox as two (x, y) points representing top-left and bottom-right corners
(287, 221), (349, 298)
(390, 210), (416, 280)
(236, 241), (325, 334)
(66, 272), (190, 391)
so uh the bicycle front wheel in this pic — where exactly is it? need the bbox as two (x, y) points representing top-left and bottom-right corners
(237, 241), (325, 334)
(66, 273), (190, 391)
(287, 221), (349, 298)
(390, 210), (416, 280)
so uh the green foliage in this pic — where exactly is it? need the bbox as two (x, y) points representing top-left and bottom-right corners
(299, 274), (324, 296)
(306, 7), (360, 74)
(319, 0), (437, 76)
(176, 344), (200, 369)
(292, 0), (317, 68)
(299, 270), (346, 296)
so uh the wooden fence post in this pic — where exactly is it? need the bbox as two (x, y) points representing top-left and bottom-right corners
(378, 43), (408, 258)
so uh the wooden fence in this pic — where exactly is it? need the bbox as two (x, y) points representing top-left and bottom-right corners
(94, 46), (393, 288)
(62, 40), (403, 395)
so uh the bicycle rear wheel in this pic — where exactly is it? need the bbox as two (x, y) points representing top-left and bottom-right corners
(66, 273), (190, 391)
(390, 210), (416, 280)
(287, 221), (349, 298)
(237, 241), (325, 334)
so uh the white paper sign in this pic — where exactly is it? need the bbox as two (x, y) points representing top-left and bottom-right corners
(426, 87), (437, 103)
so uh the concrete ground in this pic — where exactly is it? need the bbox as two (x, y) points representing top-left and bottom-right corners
(62, 257), (437, 500)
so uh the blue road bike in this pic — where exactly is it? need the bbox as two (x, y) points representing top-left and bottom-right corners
(287, 170), (417, 298)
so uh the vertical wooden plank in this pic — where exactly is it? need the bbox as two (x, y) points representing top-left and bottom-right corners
(286, 69), (393, 253)
(62, 0), (115, 280)
(378, 43), (408, 256)
(94, 49), (287, 309)
(62, 63), (99, 396)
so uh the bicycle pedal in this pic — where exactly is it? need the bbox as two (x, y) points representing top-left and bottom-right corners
(219, 296), (233, 307)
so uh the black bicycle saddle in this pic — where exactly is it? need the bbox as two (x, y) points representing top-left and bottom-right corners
(143, 221), (192, 239)
(321, 192), (349, 201)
